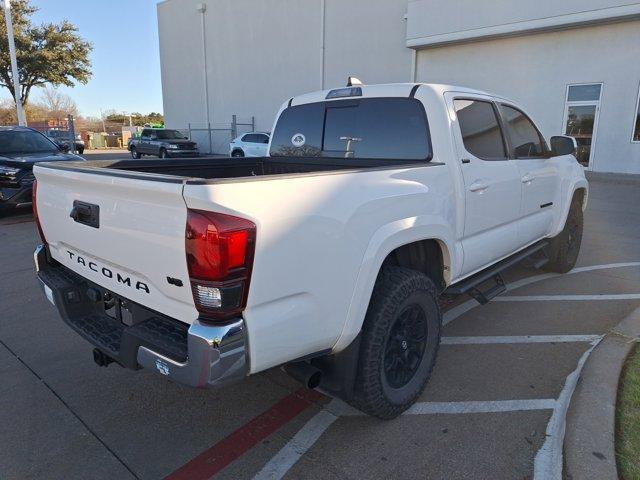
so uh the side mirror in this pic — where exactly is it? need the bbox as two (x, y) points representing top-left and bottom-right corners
(550, 135), (577, 157)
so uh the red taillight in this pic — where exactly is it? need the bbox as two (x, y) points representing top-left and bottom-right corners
(32, 179), (47, 244)
(185, 209), (256, 322)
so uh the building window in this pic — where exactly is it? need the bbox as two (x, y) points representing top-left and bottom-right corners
(567, 84), (602, 102)
(633, 84), (640, 143)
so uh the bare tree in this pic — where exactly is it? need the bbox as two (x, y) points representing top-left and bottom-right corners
(0, 96), (47, 124)
(35, 85), (78, 118)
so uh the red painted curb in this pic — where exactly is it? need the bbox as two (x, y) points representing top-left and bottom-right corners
(164, 388), (324, 480)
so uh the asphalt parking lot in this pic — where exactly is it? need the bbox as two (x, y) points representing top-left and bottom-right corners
(1, 174), (639, 480)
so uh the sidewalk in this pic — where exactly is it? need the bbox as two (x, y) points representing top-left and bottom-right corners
(564, 307), (640, 479)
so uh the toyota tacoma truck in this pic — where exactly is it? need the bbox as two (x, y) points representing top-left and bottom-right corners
(32, 83), (587, 418)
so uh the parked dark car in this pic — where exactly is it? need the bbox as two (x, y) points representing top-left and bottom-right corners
(127, 128), (198, 159)
(0, 126), (84, 213)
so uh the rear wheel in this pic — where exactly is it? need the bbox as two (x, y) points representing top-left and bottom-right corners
(231, 149), (244, 157)
(352, 266), (441, 419)
(130, 147), (141, 159)
(543, 196), (584, 273)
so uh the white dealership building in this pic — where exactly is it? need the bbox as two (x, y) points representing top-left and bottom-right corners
(157, 0), (640, 174)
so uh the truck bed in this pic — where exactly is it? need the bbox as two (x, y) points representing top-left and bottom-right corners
(42, 156), (430, 183)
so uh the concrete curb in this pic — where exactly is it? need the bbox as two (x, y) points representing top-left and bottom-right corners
(564, 306), (640, 480)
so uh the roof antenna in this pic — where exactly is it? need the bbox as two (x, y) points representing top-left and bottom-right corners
(347, 76), (363, 87)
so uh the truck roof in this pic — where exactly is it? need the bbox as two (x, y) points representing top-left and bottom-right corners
(289, 82), (511, 107)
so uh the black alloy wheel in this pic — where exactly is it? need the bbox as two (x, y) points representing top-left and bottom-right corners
(383, 304), (428, 388)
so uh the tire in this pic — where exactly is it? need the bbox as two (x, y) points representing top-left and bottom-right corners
(130, 147), (141, 159)
(231, 149), (244, 157)
(543, 196), (584, 273)
(77, 147), (84, 155)
(159, 148), (168, 159)
(351, 266), (442, 419)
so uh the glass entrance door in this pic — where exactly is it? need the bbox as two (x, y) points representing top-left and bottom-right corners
(563, 84), (602, 169)
(565, 105), (597, 166)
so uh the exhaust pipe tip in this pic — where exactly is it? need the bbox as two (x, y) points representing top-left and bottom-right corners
(283, 362), (322, 389)
(93, 348), (114, 367)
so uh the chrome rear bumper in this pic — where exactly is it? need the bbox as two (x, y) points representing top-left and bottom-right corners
(136, 319), (246, 388)
(34, 244), (247, 388)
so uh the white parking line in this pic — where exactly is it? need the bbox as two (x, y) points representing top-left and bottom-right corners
(256, 263), (639, 480)
(443, 262), (640, 325)
(441, 335), (601, 345)
(253, 396), (558, 480)
(253, 410), (338, 480)
(496, 294), (640, 302)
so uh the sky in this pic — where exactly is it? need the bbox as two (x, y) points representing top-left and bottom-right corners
(1, 0), (163, 118)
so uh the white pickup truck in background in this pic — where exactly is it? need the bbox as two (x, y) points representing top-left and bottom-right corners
(32, 82), (587, 418)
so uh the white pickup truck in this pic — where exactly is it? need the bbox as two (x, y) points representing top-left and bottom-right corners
(33, 83), (587, 418)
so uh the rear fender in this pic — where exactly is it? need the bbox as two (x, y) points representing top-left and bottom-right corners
(332, 217), (457, 352)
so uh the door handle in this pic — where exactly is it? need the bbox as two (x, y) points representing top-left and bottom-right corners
(521, 173), (535, 184)
(469, 180), (489, 192)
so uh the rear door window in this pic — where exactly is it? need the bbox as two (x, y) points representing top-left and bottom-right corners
(270, 98), (431, 161)
(454, 99), (506, 160)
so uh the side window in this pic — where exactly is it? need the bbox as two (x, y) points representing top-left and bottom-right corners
(243, 134), (258, 143)
(141, 129), (151, 138)
(257, 134), (269, 144)
(454, 99), (506, 160)
(499, 105), (546, 158)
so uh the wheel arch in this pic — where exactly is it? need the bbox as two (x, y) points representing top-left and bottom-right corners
(551, 178), (588, 237)
(332, 219), (456, 352)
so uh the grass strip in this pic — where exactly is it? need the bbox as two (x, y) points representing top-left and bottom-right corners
(616, 344), (640, 479)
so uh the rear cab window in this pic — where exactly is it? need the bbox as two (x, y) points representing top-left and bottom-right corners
(270, 97), (432, 162)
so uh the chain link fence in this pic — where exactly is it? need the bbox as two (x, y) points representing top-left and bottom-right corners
(186, 115), (255, 155)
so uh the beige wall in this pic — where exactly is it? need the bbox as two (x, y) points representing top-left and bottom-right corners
(322, 0), (412, 88)
(416, 21), (640, 173)
(158, 1), (640, 173)
(407, 0), (640, 47)
(158, 0), (321, 152)
(158, 0), (411, 151)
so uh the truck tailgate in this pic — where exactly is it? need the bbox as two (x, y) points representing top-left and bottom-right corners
(34, 165), (198, 323)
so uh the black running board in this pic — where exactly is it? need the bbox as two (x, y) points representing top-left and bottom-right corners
(444, 241), (548, 305)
